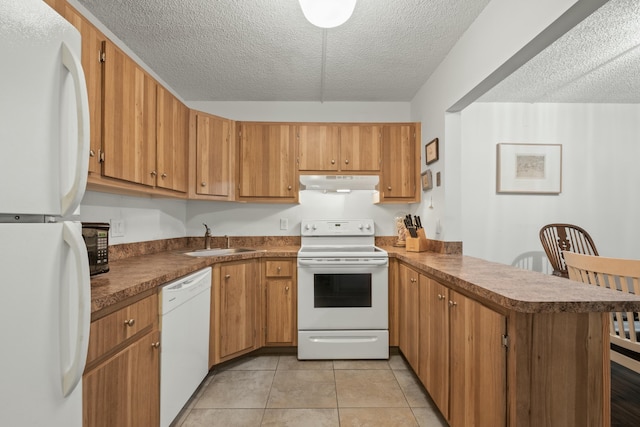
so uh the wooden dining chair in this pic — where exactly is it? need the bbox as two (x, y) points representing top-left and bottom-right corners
(539, 223), (599, 278)
(564, 252), (640, 374)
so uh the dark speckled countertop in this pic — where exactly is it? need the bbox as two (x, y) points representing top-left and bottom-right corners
(90, 245), (298, 313)
(91, 240), (640, 315)
(385, 247), (640, 314)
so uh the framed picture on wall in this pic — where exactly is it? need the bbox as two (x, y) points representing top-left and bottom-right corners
(496, 143), (562, 194)
(421, 169), (433, 191)
(425, 138), (439, 164)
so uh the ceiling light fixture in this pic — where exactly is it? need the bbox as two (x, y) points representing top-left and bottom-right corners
(298, 0), (357, 29)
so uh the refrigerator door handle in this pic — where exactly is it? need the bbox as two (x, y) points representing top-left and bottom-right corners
(60, 42), (89, 217)
(61, 223), (91, 397)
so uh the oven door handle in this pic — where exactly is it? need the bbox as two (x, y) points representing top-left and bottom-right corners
(298, 258), (388, 267)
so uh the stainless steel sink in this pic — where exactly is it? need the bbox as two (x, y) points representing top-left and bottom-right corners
(183, 248), (263, 257)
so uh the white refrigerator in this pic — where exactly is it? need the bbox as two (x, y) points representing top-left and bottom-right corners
(0, 1), (91, 426)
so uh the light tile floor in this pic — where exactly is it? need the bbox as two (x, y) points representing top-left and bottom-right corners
(173, 354), (448, 427)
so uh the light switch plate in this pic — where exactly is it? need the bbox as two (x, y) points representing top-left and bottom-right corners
(110, 219), (125, 237)
(280, 218), (288, 230)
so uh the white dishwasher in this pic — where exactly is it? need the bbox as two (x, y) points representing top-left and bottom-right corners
(160, 267), (212, 427)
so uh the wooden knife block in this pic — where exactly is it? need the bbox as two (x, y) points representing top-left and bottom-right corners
(406, 228), (428, 252)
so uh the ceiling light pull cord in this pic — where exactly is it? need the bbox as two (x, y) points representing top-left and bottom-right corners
(321, 29), (327, 103)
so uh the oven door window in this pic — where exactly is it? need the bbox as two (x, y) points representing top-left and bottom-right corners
(314, 274), (372, 308)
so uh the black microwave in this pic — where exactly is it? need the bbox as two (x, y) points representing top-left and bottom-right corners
(82, 222), (110, 276)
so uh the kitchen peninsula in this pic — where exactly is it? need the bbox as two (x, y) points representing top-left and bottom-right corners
(88, 239), (640, 427)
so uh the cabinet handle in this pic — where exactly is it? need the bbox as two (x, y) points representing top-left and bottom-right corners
(387, 186), (392, 191)
(151, 341), (160, 349)
(124, 319), (135, 327)
(277, 266), (281, 272)
(150, 170), (157, 177)
(285, 286), (289, 291)
(331, 159), (335, 164)
(449, 300), (457, 307)
(89, 149), (95, 157)
(161, 173), (167, 178)
(201, 182), (207, 187)
(345, 159), (349, 164)
(225, 274), (231, 279)
(287, 185), (292, 190)
(437, 294), (445, 300)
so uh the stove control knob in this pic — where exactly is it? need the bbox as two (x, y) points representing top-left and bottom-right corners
(358, 224), (364, 230)
(305, 224), (311, 230)
(312, 224), (317, 230)
(366, 224), (372, 230)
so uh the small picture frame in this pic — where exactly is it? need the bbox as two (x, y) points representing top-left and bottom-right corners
(421, 169), (433, 191)
(425, 138), (439, 164)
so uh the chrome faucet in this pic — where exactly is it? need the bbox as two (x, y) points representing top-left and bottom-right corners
(225, 235), (230, 249)
(203, 223), (212, 250)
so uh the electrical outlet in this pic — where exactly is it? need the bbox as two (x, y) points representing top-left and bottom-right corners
(110, 219), (125, 237)
(280, 218), (288, 230)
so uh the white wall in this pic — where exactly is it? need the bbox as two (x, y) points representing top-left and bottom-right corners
(80, 192), (187, 245)
(461, 102), (640, 268)
(187, 191), (414, 238)
(409, 0), (606, 241)
(79, 190), (415, 244)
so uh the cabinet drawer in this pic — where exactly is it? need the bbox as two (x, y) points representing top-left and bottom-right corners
(87, 294), (158, 364)
(265, 260), (293, 278)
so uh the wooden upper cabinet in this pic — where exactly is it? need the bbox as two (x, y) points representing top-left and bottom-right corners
(339, 125), (382, 172)
(102, 41), (157, 187)
(58, 4), (105, 175)
(237, 123), (297, 202)
(193, 112), (233, 198)
(156, 86), (188, 193)
(297, 125), (340, 171)
(380, 124), (418, 202)
(297, 124), (381, 173)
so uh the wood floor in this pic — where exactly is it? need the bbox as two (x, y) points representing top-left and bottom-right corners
(611, 362), (640, 427)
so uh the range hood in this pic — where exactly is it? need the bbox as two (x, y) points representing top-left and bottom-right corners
(299, 175), (379, 192)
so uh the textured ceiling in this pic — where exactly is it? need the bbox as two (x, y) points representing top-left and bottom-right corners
(480, 0), (640, 104)
(75, 0), (490, 102)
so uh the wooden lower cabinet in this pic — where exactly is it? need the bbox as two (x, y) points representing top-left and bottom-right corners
(399, 264), (507, 427)
(418, 276), (450, 418)
(209, 259), (260, 366)
(398, 263), (420, 371)
(448, 290), (506, 427)
(263, 259), (297, 346)
(83, 293), (160, 427)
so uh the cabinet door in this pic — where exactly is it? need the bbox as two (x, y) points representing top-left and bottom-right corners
(103, 41), (157, 186)
(83, 330), (160, 427)
(83, 343), (131, 427)
(265, 279), (296, 345)
(196, 113), (231, 197)
(219, 260), (259, 359)
(297, 124), (340, 171)
(156, 86), (188, 192)
(339, 125), (381, 172)
(398, 263), (419, 371)
(449, 291), (507, 427)
(130, 331), (160, 427)
(381, 125), (417, 201)
(418, 277), (450, 419)
(63, 5), (104, 175)
(238, 123), (297, 200)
